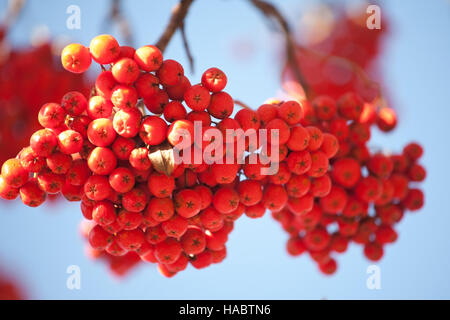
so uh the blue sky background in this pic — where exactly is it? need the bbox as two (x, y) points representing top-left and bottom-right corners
(0, 0), (448, 299)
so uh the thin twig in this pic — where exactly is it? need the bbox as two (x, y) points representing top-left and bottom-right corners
(234, 99), (252, 110)
(180, 21), (194, 73)
(155, 0), (195, 53)
(249, 0), (310, 98)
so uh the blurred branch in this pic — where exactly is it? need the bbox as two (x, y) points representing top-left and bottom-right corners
(180, 21), (194, 73)
(106, 0), (134, 46)
(156, 0), (195, 70)
(249, 0), (310, 98)
(1, 0), (26, 29)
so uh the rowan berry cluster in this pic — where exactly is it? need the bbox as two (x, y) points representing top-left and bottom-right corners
(0, 33), (90, 166)
(2, 34), (320, 277)
(271, 93), (425, 275)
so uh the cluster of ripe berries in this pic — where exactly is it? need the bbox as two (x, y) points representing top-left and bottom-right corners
(271, 93), (425, 275)
(0, 31), (90, 165)
(283, 4), (397, 131)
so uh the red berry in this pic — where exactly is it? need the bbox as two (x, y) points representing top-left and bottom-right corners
(87, 118), (116, 147)
(278, 101), (303, 125)
(403, 142), (423, 161)
(92, 200), (116, 226)
(89, 34), (120, 64)
(190, 250), (213, 269)
(117, 210), (143, 230)
(364, 241), (384, 261)
(0, 176), (19, 200)
(377, 108), (397, 132)
(30, 129), (58, 157)
(122, 186), (149, 212)
(286, 150), (312, 175)
(162, 214), (189, 238)
(304, 227), (331, 251)
(111, 137), (135, 160)
(61, 91), (87, 116)
(116, 229), (145, 251)
(67, 159), (91, 186)
(111, 58), (140, 85)
(145, 225), (167, 245)
(87, 96), (113, 119)
(147, 197), (175, 222)
(61, 43), (91, 73)
(265, 118), (290, 145)
(287, 126), (310, 151)
(157, 60), (184, 87)
(201, 67), (227, 93)
(174, 189), (202, 218)
(355, 176), (382, 202)
(19, 178), (46, 207)
(212, 187), (239, 214)
(128, 147), (151, 171)
(337, 92), (363, 120)
(109, 167), (135, 193)
(38, 103), (65, 128)
(95, 71), (117, 99)
(84, 175), (112, 201)
(331, 158), (361, 188)
(148, 172), (175, 198)
(257, 104), (278, 126)
(207, 92), (234, 119)
(134, 45), (163, 72)
(200, 207), (224, 231)
(154, 238), (182, 264)
(163, 101), (187, 122)
(181, 227), (206, 255)
(261, 184), (288, 212)
(184, 84), (211, 111)
(319, 186), (348, 214)
(89, 225), (113, 249)
(1, 158), (29, 188)
(111, 85), (138, 111)
(139, 116), (167, 146)
(166, 76), (191, 101)
(312, 96), (336, 121)
(58, 130), (84, 154)
(167, 120), (194, 147)
(245, 203), (266, 218)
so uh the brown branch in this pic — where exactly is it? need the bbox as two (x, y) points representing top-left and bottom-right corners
(1, 0), (26, 29)
(249, 0), (310, 98)
(155, 0), (195, 53)
(180, 21), (194, 73)
(107, 0), (134, 46)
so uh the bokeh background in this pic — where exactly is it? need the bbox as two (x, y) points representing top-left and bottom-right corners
(0, 0), (448, 299)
